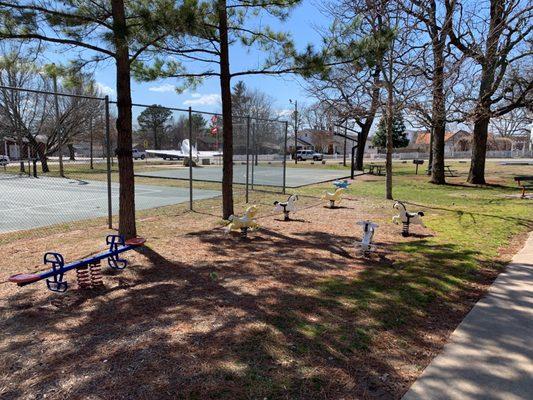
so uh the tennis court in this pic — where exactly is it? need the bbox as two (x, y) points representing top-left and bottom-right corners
(0, 175), (220, 234)
(135, 163), (353, 187)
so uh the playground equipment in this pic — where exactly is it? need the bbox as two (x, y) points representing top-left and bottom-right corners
(356, 220), (378, 253)
(8, 235), (146, 292)
(333, 180), (351, 189)
(226, 205), (259, 238)
(392, 201), (425, 237)
(322, 188), (345, 208)
(273, 194), (298, 221)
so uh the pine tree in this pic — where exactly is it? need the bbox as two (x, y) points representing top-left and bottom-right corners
(372, 112), (409, 149)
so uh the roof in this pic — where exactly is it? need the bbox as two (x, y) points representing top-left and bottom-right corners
(415, 131), (464, 145)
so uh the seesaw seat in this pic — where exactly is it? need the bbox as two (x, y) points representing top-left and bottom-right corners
(9, 273), (41, 284)
(125, 237), (146, 246)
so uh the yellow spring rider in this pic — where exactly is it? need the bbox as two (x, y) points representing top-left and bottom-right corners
(226, 205), (259, 238)
(322, 188), (345, 208)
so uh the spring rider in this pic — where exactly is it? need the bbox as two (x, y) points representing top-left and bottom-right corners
(333, 180), (351, 189)
(273, 194), (298, 221)
(392, 201), (425, 237)
(356, 220), (378, 253)
(322, 188), (345, 208)
(226, 205), (260, 238)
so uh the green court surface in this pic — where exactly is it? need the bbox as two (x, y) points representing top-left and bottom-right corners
(0, 175), (220, 233)
(135, 163), (353, 187)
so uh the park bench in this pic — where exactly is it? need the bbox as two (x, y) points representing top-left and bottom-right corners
(514, 176), (533, 198)
(367, 163), (384, 176)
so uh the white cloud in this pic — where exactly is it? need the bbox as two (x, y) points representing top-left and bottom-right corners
(95, 82), (115, 96)
(183, 93), (221, 107)
(276, 109), (293, 118)
(149, 84), (176, 93)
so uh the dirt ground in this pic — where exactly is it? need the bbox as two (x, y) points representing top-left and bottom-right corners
(0, 195), (523, 400)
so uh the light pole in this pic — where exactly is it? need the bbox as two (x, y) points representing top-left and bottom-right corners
(290, 99), (298, 164)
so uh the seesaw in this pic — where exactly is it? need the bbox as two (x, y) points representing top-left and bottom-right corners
(8, 235), (146, 292)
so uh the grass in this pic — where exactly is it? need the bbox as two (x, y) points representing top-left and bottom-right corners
(0, 159), (531, 399)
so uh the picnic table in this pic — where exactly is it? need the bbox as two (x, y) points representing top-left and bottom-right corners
(367, 163), (384, 176)
(514, 176), (533, 198)
(426, 165), (457, 177)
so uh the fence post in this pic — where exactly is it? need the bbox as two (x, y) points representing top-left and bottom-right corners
(343, 126), (347, 167)
(52, 72), (65, 177)
(251, 121), (255, 190)
(105, 96), (112, 229)
(188, 107), (193, 211)
(283, 121), (288, 194)
(245, 115), (250, 203)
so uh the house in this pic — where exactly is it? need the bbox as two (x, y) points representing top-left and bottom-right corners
(409, 130), (471, 153)
(1, 136), (47, 160)
(295, 129), (347, 154)
(1, 137), (30, 160)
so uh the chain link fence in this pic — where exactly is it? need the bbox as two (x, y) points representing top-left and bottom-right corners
(1, 85), (293, 236)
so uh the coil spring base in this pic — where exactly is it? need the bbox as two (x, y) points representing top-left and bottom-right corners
(76, 261), (104, 289)
(283, 211), (290, 221)
(402, 222), (410, 237)
(329, 200), (335, 209)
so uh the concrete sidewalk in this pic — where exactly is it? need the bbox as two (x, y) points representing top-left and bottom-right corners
(403, 232), (533, 400)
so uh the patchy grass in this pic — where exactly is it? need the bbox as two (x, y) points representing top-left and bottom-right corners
(0, 160), (531, 399)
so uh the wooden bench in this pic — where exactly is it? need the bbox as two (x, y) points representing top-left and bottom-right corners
(514, 176), (533, 198)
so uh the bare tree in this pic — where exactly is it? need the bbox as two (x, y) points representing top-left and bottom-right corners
(304, 0), (387, 171)
(449, 0), (533, 184)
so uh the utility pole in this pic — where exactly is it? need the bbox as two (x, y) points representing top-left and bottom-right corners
(290, 99), (298, 164)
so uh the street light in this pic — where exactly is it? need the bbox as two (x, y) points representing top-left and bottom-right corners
(289, 99), (298, 164)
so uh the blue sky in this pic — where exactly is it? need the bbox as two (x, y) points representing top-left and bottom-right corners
(42, 1), (325, 119)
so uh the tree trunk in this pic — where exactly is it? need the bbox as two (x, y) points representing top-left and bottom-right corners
(153, 126), (159, 149)
(356, 65), (380, 172)
(468, 114), (489, 184)
(111, 0), (137, 238)
(466, 0), (504, 185)
(385, 84), (394, 200)
(68, 143), (76, 161)
(355, 123), (371, 171)
(18, 139), (25, 173)
(430, 37), (446, 184)
(27, 136), (49, 173)
(218, 0), (234, 220)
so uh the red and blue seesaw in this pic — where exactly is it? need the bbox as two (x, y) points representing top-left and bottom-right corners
(8, 235), (146, 292)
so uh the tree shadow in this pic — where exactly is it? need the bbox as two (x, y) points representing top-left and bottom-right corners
(0, 231), (518, 400)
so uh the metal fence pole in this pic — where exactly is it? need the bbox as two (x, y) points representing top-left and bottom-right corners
(188, 107), (193, 211)
(343, 126), (347, 167)
(105, 96), (112, 229)
(283, 121), (288, 194)
(52, 72), (64, 177)
(251, 121), (255, 190)
(245, 115), (250, 203)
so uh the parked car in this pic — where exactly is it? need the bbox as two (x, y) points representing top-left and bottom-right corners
(0, 155), (10, 166)
(132, 149), (146, 160)
(295, 149), (324, 161)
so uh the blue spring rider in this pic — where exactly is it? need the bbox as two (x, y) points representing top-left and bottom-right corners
(9, 235), (146, 292)
(333, 180), (351, 189)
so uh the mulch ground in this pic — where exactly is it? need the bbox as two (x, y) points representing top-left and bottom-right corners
(0, 197), (522, 400)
